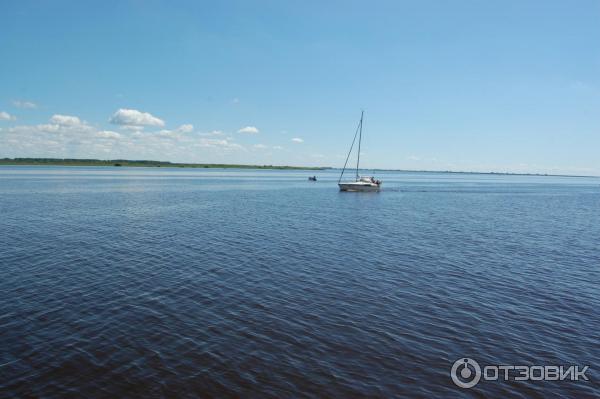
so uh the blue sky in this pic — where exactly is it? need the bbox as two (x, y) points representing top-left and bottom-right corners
(1, 0), (599, 175)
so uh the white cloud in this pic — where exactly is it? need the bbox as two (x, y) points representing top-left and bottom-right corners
(50, 114), (83, 126)
(195, 138), (243, 150)
(177, 124), (194, 133)
(237, 126), (259, 134)
(152, 124), (194, 140)
(12, 100), (37, 109)
(253, 144), (267, 149)
(156, 129), (182, 139)
(119, 125), (144, 132)
(273, 145), (283, 150)
(109, 108), (165, 127)
(200, 130), (224, 136)
(0, 111), (16, 121)
(291, 137), (304, 143)
(97, 130), (122, 139)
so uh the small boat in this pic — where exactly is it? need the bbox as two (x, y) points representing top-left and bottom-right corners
(308, 176), (317, 181)
(338, 111), (381, 192)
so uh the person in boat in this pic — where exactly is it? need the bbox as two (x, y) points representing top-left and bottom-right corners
(370, 177), (375, 183)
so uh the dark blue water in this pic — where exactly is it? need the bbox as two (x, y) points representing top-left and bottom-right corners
(1, 166), (599, 398)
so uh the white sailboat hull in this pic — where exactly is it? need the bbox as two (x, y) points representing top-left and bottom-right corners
(338, 181), (381, 192)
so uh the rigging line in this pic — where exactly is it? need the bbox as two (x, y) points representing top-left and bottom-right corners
(356, 110), (363, 180)
(338, 115), (363, 183)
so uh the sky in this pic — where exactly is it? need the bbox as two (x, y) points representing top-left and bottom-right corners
(1, 0), (599, 175)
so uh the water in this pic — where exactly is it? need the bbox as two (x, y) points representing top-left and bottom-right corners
(1, 166), (599, 398)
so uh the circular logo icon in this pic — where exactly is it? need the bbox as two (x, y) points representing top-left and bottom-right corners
(451, 358), (481, 388)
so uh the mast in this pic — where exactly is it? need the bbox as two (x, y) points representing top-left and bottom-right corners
(338, 112), (362, 184)
(355, 110), (363, 181)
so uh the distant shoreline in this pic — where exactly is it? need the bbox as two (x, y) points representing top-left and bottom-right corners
(0, 158), (596, 178)
(367, 169), (598, 179)
(0, 158), (328, 170)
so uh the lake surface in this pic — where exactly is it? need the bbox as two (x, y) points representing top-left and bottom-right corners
(1, 166), (599, 398)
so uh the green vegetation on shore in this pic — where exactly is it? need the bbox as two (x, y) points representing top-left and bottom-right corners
(0, 158), (328, 170)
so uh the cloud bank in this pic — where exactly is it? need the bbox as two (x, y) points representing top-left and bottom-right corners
(0, 113), (243, 162)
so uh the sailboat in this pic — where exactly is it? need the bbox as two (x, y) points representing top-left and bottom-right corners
(338, 111), (381, 192)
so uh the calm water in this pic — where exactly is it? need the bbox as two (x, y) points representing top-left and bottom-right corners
(1, 166), (599, 398)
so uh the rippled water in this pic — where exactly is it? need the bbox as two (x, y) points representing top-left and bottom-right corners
(1, 166), (599, 398)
